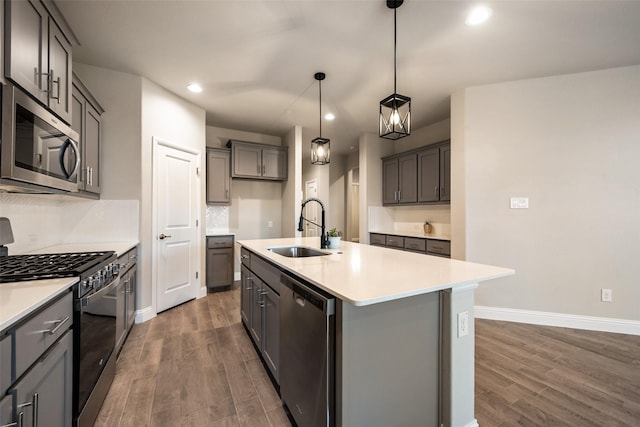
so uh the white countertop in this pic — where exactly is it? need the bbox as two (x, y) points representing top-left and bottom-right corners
(238, 237), (513, 306)
(370, 230), (451, 241)
(0, 278), (77, 332)
(27, 241), (139, 257)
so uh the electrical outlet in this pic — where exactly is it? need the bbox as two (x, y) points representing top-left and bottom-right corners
(267, 220), (273, 228)
(510, 197), (529, 209)
(601, 289), (612, 302)
(458, 311), (469, 337)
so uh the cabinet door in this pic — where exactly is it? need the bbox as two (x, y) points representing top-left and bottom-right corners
(83, 103), (101, 194)
(439, 144), (451, 201)
(206, 149), (231, 204)
(115, 275), (127, 352)
(206, 248), (233, 289)
(126, 268), (137, 330)
(262, 284), (280, 383)
(249, 277), (264, 348)
(5, 0), (48, 103)
(262, 147), (287, 180)
(47, 21), (72, 123)
(418, 147), (440, 202)
(232, 143), (262, 178)
(382, 158), (399, 205)
(12, 331), (73, 427)
(398, 153), (418, 203)
(0, 394), (13, 427)
(240, 266), (253, 327)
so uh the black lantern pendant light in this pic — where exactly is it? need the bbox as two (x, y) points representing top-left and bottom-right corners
(380, 0), (411, 140)
(311, 72), (330, 165)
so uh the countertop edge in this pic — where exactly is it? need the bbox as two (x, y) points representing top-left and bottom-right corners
(369, 230), (451, 241)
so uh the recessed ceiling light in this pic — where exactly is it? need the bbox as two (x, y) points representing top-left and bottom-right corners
(324, 113), (335, 121)
(465, 5), (493, 26)
(187, 83), (203, 93)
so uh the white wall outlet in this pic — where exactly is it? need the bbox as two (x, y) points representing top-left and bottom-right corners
(601, 288), (612, 302)
(267, 220), (273, 228)
(510, 197), (529, 209)
(457, 311), (469, 337)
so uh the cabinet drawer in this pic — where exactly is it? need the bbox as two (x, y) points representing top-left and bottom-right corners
(11, 292), (73, 383)
(207, 235), (234, 248)
(1, 335), (11, 394)
(118, 247), (138, 275)
(404, 237), (426, 253)
(427, 240), (451, 256)
(370, 233), (386, 246)
(240, 247), (251, 269)
(385, 235), (405, 249)
(251, 255), (281, 294)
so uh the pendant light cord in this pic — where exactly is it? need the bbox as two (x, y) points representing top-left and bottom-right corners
(394, 6), (397, 95)
(319, 78), (322, 137)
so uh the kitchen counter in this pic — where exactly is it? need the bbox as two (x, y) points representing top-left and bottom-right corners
(370, 229), (451, 241)
(0, 278), (77, 332)
(238, 237), (512, 306)
(27, 241), (139, 257)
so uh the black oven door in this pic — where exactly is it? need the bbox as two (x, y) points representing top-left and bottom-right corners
(75, 277), (118, 414)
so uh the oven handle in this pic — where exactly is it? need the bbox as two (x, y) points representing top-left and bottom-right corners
(80, 277), (120, 308)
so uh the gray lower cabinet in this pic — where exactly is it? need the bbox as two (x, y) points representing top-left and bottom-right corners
(9, 331), (73, 427)
(229, 140), (287, 181)
(370, 233), (386, 247)
(240, 250), (280, 383)
(206, 148), (231, 205)
(369, 233), (451, 258)
(0, 393), (12, 427)
(206, 236), (234, 290)
(115, 247), (138, 356)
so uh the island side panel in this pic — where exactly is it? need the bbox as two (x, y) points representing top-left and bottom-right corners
(442, 283), (478, 427)
(336, 291), (441, 427)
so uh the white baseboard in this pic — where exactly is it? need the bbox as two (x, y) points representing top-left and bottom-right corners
(199, 286), (207, 298)
(466, 420), (479, 427)
(234, 271), (241, 281)
(475, 306), (640, 336)
(135, 306), (156, 324)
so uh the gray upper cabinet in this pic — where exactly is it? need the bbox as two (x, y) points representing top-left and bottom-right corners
(206, 149), (231, 205)
(384, 140), (451, 206)
(383, 153), (417, 205)
(229, 140), (287, 181)
(5, 0), (74, 124)
(71, 74), (104, 197)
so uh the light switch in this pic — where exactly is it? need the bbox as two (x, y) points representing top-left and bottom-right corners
(510, 197), (529, 209)
(458, 311), (469, 337)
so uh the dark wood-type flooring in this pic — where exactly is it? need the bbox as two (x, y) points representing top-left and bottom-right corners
(96, 284), (640, 426)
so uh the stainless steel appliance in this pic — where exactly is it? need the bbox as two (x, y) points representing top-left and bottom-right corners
(1, 83), (80, 194)
(0, 251), (118, 427)
(280, 272), (335, 427)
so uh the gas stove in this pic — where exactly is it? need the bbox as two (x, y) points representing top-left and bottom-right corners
(0, 251), (117, 296)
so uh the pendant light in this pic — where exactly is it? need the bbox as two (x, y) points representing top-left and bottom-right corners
(379, 0), (411, 140)
(311, 72), (330, 165)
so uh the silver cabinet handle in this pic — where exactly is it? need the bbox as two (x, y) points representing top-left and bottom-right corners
(159, 233), (172, 240)
(41, 316), (70, 335)
(257, 164), (261, 174)
(32, 393), (39, 427)
(49, 70), (61, 103)
(241, 254), (249, 259)
(244, 277), (253, 291)
(434, 186), (438, 197)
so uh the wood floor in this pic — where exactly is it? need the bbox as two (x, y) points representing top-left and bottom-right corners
(96, 284), (640, 426)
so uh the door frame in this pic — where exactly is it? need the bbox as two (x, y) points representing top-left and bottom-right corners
(151, 136), (202, 316)
(304, 179), (318, 238)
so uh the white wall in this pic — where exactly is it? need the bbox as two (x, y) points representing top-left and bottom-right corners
(359, 132), (393, 243)
(281, 126), (303, 238)
(452, 65), (640, 323)
(329, 154), (347, 236)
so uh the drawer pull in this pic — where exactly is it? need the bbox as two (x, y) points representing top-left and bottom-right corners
(32, 393), (39, 427)
(241, 254), (249, 259)
(41, 316), (70, 335)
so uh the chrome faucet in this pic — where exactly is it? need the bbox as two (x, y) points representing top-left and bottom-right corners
(297, 198), (328, 249)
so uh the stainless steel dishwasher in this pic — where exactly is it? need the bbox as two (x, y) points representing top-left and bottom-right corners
(280, 272), (335, 427)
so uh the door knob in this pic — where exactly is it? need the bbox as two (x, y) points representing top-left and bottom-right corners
(159, 233), (172, 240)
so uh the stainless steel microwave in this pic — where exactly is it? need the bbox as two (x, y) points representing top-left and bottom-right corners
(1, 83), (80, 193)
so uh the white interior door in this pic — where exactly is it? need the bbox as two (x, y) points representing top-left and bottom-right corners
(155, 141), (200, 313)
(304, 179), (318, 238)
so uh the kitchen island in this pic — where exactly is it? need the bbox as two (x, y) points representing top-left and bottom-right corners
(238, 237), (513, 427)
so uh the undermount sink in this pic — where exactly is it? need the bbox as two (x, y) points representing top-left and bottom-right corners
(267, 246), (331, 258)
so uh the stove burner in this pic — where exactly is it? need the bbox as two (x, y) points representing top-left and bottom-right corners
(0, 251), (116, 283)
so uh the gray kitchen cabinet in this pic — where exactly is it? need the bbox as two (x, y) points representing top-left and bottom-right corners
(206, 149), (231, 205)
(72, 73), (104, 197)
(239, 250), (280, 383)
(404, 237), (426, 253)
(10, 331), (73, 427)
(115, 247), (138, 356)
(385, 235), (405, 250)
(383, 153), (417, 205)
(427, 239), (451, 257)
(206, 236), (234, 290)
(5, 0), (75, 124)
(0, 394), (12, 427)
(229, 140), (287, 181)
(369, 233), (450, 258)
(370, 233), (386, 247)
(418, 141), (450, 203)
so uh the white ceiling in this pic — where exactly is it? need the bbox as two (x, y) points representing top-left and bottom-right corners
(57, 0), (640, 155)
